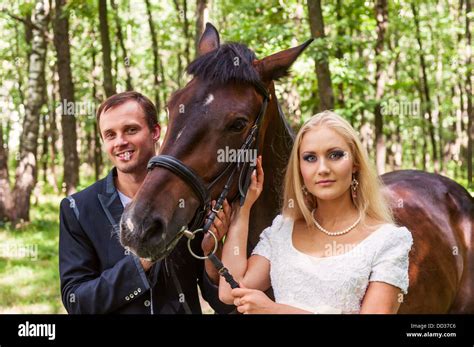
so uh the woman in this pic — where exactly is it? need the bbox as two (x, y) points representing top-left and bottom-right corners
(219, 110), (413, 314)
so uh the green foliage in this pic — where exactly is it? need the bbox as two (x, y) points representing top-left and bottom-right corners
(0, 195), (65, 313)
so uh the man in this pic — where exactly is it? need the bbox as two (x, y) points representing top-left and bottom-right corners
(59, 91), (232, 314)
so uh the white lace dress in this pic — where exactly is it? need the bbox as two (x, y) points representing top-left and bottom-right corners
(251, 215), (413, 314)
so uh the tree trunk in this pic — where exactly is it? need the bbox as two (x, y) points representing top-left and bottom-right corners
(335, 0), (345, 109)
(49, 68), (59, 194)
(195, 0), (208, 57)
(387, 35), (402, 172)
(373, 0), (388, 175)
(98, 0), (116, 97)
(54, 0), (79, 195)
(413, 70), (427, 171)
(172, 0), (186, 87)
(94, 123), (102, 180)
(111, 0), (133, 91)
(12, 0), (49, 222)
(183, 0), (191, 65)
(40, 108), (49, 184)
(14, 24), (26, 107)
(91, 47), (103, 180)
(307, 0), (334, 112)
(465, 0), (473, 186)
(144, 0), (162, 112)
(0, 124), (13, 221)
(394, 122), (403, 170)
(411, 2), (438, 172)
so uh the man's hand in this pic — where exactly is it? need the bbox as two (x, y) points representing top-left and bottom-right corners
(201, 199), (231, 255)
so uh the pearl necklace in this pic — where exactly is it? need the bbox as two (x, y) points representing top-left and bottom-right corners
(311, 209), (362, 236)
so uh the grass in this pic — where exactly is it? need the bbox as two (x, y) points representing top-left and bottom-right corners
(0, 195), (66, 314)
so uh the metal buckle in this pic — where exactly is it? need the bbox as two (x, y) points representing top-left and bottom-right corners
(211, 206), (223, 214)
(185, 228), (218, 260)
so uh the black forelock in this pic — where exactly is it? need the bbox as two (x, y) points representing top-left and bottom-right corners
(186, 43), (262, 86)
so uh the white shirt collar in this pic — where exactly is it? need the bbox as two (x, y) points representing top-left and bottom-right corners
(117, 189), (132, 207)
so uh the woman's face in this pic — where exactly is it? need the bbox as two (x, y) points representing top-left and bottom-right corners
(299, 126), (357, 202)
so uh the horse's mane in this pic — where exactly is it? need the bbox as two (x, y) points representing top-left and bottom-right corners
(186, 43), (261, 86)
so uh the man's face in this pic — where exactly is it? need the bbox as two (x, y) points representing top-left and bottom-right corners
(99, 100), (160, 174)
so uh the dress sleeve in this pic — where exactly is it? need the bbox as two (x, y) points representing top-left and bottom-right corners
(251, 214), (285, 261)
(369, 226), (413, 294)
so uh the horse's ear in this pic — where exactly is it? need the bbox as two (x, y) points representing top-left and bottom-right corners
(253, 39), (313, 82)
(198, 23), (220, 56)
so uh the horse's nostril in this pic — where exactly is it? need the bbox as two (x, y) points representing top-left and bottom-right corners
(142, 217), (166, 244)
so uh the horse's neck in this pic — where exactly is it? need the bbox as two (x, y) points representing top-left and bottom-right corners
(248, 86), (295, 250)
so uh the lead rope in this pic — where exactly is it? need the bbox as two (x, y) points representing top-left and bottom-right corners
(208, 253), (240, 289)
(184, 229), (240, 289)
(184, 165), (241, 290)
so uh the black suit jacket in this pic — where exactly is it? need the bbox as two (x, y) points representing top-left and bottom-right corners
(59, 168), (232, 314)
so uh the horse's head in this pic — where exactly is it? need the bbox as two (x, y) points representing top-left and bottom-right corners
(120, 23), (312, 261)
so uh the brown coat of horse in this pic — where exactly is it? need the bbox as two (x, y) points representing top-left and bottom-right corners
(383, 171), (474, 313)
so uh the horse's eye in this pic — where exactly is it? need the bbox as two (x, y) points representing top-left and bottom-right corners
(228, 118), (248, 132)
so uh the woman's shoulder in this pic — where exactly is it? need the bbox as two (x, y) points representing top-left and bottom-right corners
(369, 222), (414, 254)
(377, 223), (413, 241)
(260, 214), (293, 238)
(252, 214), (293, 258)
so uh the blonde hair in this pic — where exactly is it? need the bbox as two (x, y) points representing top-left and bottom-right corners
(281, 110), (394, 227)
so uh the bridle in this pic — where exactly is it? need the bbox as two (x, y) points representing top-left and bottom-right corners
(146, 80), (270, 265)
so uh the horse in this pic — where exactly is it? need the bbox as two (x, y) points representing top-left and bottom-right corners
(120, 23), (474, 313)
(382, 170), (473, 313)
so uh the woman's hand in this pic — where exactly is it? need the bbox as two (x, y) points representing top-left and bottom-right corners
(231, 284), (277, 314)
(241, 156), (264, 212)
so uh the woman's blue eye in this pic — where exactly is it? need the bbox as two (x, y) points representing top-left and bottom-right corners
(303, 154), (317, 162)
(329, 150), (345, 160)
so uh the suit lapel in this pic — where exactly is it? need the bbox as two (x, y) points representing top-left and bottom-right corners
(98, 168), (124, 236)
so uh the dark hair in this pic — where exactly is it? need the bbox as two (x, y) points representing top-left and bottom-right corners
(186, 43), (261, 86)
(96, 91), (158, 132)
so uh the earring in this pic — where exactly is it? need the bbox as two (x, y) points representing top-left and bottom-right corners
(351, 174), (359, 199)
(301, 185), (308, 196)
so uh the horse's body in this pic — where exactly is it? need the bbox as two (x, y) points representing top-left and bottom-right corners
(120, 23), (474, 313)
(382, 170), (474, 313)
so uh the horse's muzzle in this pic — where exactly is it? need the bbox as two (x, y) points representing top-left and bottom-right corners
(119, 210), (172, 261)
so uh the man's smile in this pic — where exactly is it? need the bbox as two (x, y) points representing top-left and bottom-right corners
(116, 150), (135, 161)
